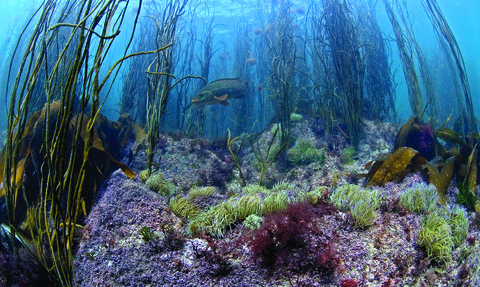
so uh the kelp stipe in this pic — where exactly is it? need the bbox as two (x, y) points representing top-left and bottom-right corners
(322, 0), (365, 148)
(382, 0), (423, 121)
(2, 0), (162, 285)
(144, 0), (205, 174)
(422, 0), (477, 135)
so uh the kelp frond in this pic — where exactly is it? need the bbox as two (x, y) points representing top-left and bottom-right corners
(2, 0), (151, 285)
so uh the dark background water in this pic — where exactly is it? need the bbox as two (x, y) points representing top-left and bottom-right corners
(0, 0), (478, 139)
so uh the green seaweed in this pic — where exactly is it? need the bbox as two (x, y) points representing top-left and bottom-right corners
(416, 204), (468, 263)
(138, 169), (151, 183)
(243, 184), (269, 195)
(243, 214), (263, 230)
(226, 194), (264, 221)
(418, 211), (454, 264)
(189, 186), (216, 198)
(400, 183), (439, 214)
(139, 226), (156, 241)
(290, 113), (303, 123)
(287, 139), (326, 166)
(330, 184), (380, 228)
(271, 181), (296, 193)
(350, 189), (381, 228)
(304, 186), (328, 204)
(263, 191), (290, 214)
(449, 206), (469, 248)
(169, 195), (200, 220)
(185, 181), (328, 237)
(251, 127), (288, 186)
(330, 184), (363, 210)
(341, 146), (357, 165)
(187, 202), (236, 238)
(456, 183), (478, 212)
(145, 174), (176, 197)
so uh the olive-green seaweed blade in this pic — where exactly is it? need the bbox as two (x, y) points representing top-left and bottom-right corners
(434, 128), (466, 146)
(366, 147), (419, 186)
(427, 156), (455, 205)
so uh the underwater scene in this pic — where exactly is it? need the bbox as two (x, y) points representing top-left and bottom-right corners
(0, 0), (479, 286)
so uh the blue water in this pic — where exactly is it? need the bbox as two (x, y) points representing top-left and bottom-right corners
(0, 0), (478, 135)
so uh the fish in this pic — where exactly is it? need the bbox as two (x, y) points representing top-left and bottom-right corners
(191, 78), (248, 106)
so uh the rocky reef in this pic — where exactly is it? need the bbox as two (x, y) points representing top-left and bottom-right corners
(68, 116), (480, 286)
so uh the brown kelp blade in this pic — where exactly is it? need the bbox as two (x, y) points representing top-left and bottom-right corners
(92, 147), (136, 179)
(0, 148), (5, 196)
(366, 147), (419, 186)
(22, 110), (42, 139)
(427, 156), (455, 205)
(0, 150), (28, 199)
(74, 114), (136, 179)
(364, 153), (392, 170)
(363, 158), (388, 184)
(464, 146), (480, 212)
(117, 113), (147, 148)
(464, 144), (477, 193)
(434, 128), (466, 146)
(394, 116), (414, 150)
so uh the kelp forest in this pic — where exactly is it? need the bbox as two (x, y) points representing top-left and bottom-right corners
(0, 0), (479, 286)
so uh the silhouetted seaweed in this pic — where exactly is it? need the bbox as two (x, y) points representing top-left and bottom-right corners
(1, 1), (157, 285)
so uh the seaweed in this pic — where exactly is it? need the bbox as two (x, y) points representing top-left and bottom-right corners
(266, 0), (299, 152)
(263, 191), (290, 214)
(243, 214), (263, 230)
(426, 156), (455, 205)
(400, 183), (439, 214)
(365, 112), (480, 208)
(1, 1), (158, 285)
(330, 184), (380, 228)
(287, 139), (326, 166)
(227, 194), (264, 221)
(435, 127), (466, 147)
(394, 117), (445, 161)
(144, 0), (193, 175)
(322, 0), (365, 148)
(169, 195), (200, 220)
(139, 227), (156, 242)
(417, 211), (454, 264)
(449, 206), (469, 248)
(250, 126), (288, 186)
(247, 201), (339, 278)
(188, 186), (216, 198)
(226, 129), (248, 187)
(423, 0), (477, 134)
(456, 183), (478, 212)
(145, 174), (176, 197)
(382, 0), (423, 120)
(365, 147), (420, 186)
(187, 202), (236, 238)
